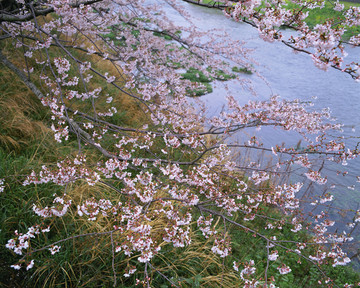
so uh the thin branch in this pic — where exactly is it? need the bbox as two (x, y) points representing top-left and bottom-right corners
(111, 231), (117, 288)
(21, 229), (119, 261)
(198, 206), (340, 288)
(147, 263), (180, 288)
(0, 0), (103, 22)
(0, 49), (45, 101)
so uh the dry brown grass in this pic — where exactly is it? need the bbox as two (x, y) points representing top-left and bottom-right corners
(0, 64), (50, 151)
(0, 26), (239, 288)
(85, 52), (148, 126)
(25, 180), (243, 287)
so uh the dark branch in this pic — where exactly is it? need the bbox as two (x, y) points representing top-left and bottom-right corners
(0, 0), (103, 22)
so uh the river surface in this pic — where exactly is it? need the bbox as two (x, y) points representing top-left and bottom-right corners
(151, 0), (360, 262)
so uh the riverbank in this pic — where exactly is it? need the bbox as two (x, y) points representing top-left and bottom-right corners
(184, 0), (360, 40)
(1, 40), (360, 287)
(2, 0), (360, 285)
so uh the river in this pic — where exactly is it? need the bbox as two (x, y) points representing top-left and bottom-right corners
(150, 0), (360, 264)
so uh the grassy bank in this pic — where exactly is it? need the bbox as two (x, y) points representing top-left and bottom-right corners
(1, 50), (360, 288)
(197, 0), (360, 40)
(286, 1), (360, 40)
(180, 67), (252, 96)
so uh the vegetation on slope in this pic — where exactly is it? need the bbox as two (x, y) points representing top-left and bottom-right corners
(0, 44), (359, 287)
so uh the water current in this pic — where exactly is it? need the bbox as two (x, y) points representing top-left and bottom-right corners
(152, 0), (360, 263)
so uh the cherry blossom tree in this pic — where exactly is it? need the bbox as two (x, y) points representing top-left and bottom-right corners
(186, 0), (360, 80)
(1, 0), (360, 287)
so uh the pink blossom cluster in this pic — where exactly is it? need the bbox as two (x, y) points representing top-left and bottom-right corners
(211, 236), (231, 258)
(305, 170), (327, 185)
(224, 0), (360, 80)
(23, 156), (100, 186)
(277, 264), (292, 275)
(0, 179), (4, 193)
(6, 225), (50, 257)
(2, 0), (360, 285)
(33, 196), (72, 218)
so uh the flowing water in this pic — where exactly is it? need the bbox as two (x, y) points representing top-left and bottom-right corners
(150, 0), (360, 262)
(171, 3), (360, 200)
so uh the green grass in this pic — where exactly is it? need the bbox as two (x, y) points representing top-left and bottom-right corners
(226, 206), (360, 287)
(1, 27), (360, 288)
(181, 67), (242, 96)
(232, 66), (254, 74)
(196, 0), (360, 41)
(200, 0), (225, 5)
(285, 0), (360, 40)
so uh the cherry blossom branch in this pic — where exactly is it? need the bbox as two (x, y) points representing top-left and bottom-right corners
(0, 49), (45, 101)
(20, 229), (119, 261)
(181, 0), (227, 9)
(2, 1), (359, 286)
(180, 0), (360, 80)
(147, 263), (180, 288)
(198, 206), (341, 287)
(0, 0), (103, 22)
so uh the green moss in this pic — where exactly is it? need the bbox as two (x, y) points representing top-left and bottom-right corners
(181, 67), (213, 83)
(181, 67), (235, 96)
(211, 68), (236, 81)
(232, 66), (254, 74)
(185, 83), (213, 96)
